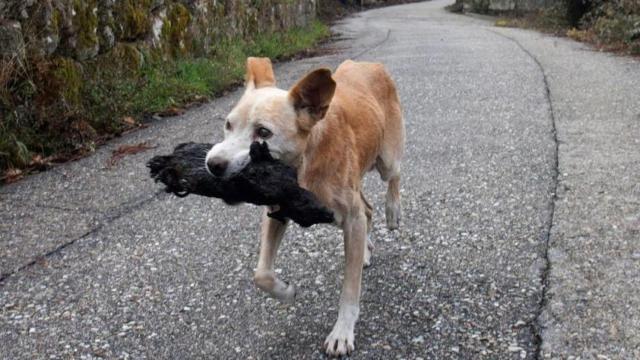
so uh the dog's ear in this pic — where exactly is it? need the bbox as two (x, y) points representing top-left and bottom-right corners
(245, 57), (276, 89)
(289, 68), (336, 131)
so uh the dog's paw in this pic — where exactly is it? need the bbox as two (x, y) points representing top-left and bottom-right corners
(385, 204), (401, 230)
(254, 270), (297, 304)
(363, 237), (374, 268)
(363, 253), (371, 268)
(324, 323), (355, 357)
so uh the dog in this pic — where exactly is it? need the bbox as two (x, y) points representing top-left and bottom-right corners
(205, 57), (405, 356)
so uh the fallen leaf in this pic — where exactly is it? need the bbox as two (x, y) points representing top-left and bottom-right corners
(29, 154), (52, 170)
(157, 106), (185, 117)
(1, 168), (24, 184)
(107, 142), (156, 168)
(122, 116), (137, 126)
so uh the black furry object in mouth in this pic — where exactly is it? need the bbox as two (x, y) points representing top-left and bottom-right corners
(147, 141), (335, 227)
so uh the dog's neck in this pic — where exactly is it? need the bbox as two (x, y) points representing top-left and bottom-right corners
(295, 113), (340, 188)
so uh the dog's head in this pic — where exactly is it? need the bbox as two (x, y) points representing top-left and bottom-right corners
(205, 57), (336, 177)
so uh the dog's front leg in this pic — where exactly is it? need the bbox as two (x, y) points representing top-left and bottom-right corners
(253, 208), (296, 303)
(324, 205), (366, 356)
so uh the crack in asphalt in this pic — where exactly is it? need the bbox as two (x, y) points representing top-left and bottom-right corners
(33, 204), (97, 213)
(0, 227), (104, 285)
(487, 29), (560, 360)
(352, 28), (392, 60)
(0, 190), (166, 286)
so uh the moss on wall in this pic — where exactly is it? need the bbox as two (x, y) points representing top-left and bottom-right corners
(73, 0), (100, 60)
(114, 0), (153, 41)
(162, 2), (192, 57)
(51, 57), (83, 109)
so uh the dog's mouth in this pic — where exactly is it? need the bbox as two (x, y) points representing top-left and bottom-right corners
(217, 151), (251, 179)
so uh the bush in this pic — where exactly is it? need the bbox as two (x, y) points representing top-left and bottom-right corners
(445, 0), (464, 14)
(566, 0), (592, 27)
(490, 0), (640, 55)
(581, 0), (640, 53)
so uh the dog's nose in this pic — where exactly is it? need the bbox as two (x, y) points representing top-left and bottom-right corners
(207, 157), (228, 177)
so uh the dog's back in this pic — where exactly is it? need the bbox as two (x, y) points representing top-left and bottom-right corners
(334, 60), (404, 176)
(300, 60), (404, 220)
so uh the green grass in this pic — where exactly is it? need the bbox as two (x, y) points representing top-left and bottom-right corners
(0, 20), (330, 176)
(249, 21), (331, 58)
(87, 19), (329, 135)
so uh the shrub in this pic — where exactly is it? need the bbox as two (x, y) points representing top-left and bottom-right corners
(566, 0), (592, 27)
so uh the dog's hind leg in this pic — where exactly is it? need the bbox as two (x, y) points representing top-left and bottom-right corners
(378, 75), (404, 230)
(385, 175), (401, 230)
(376, 153), (402, 230)
(360, 192), (374, 267)
(377, 100), (404, 230)
(253, 208), (296, 303)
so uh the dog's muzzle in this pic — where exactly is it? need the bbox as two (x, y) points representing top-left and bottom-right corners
(206, 156), (229, 177)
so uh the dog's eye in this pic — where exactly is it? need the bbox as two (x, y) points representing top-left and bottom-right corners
(225, 120), (232, 131)
(256, 127), (272, 139)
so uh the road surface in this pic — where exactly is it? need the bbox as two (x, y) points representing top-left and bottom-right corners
(1, 1), (639, 358)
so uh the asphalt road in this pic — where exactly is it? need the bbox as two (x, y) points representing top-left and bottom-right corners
(1, 1), (639, 359)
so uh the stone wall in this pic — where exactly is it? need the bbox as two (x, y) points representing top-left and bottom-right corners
(0, 0), (317, 62)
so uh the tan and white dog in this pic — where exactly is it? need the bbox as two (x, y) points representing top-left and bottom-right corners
(206, 57), (405, 356)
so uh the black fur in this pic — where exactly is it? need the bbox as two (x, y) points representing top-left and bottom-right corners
(147, 141), (334, 227)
